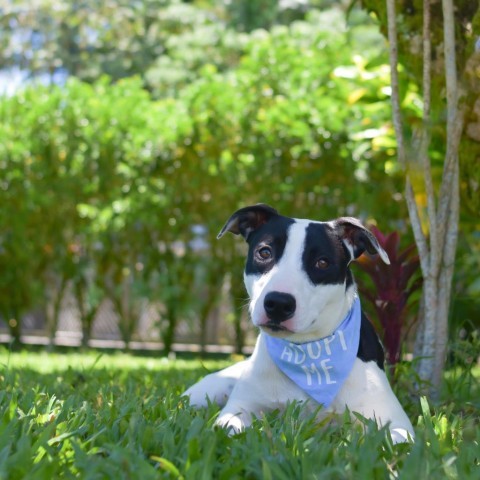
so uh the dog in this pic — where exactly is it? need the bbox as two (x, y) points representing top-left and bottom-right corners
(183, 204), (414, 443)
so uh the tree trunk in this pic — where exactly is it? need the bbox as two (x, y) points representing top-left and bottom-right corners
(81, 310), (99, 349)
(230, 284), (246, 355)
(233, 309), (245, 355)
(163, 304), (177, 356)
(199, 267), (223, 356)
(47, 275), (68, 351)
(6, 308), (22, 351)
(74, 280), (97, 349)
(117, 311), (132, 352)
(385, 0), (463, 398)
(199, 297), (214, 356)
(415, 276), (438, 385)
(433, 163), (460, 391)
(81, 323), (90, 349)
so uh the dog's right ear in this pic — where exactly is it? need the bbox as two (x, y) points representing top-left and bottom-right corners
(217, 204), (278, 240)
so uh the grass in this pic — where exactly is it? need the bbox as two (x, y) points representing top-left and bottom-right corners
(0, 348), (478, 479)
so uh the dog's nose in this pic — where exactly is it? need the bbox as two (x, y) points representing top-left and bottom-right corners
(264, 292), (296, 323)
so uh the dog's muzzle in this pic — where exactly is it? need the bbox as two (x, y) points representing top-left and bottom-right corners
(263, 291), (296, 325)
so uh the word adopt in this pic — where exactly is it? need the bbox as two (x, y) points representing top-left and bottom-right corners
(279, 331), (348, 386)
(264, 297), (361, 407)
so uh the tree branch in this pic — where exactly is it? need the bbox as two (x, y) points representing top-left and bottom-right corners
(420, 0), (439, 278)
(436, 107), (465, 256)
(405, 179), (429, 273)
(386, 0), (406, 167)
(441, 0), (458, 129)
(386, 0), (429, 273)
(436, 0), (464, 264)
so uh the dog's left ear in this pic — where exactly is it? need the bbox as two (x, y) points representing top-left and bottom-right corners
(217, 204), (278, 240)
(334, 217), (390, 265)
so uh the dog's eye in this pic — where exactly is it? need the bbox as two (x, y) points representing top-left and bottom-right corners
(315, 258), (329, 269)
(257, 246), (272, 260)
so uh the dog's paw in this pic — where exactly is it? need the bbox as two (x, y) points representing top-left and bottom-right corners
(215, 413), (246, 435)
(390, 427), (415, 444)
(182, 388), (209, 408)
(182, 371), (238, 408)
(183, 387), (232, 408)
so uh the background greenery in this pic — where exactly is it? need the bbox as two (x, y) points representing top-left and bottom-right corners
(0, 1), (479, 476)
(0, 0), (478, 357)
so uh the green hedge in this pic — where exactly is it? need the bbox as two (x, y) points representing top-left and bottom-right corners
(0, 10), (406, 350)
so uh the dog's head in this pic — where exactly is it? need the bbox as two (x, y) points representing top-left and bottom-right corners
(218, 204), (389, 342)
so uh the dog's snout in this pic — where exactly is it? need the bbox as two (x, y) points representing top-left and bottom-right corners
(264, 292), (296, 323)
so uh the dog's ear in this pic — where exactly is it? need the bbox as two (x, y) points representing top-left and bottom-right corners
(335, 217), (390, 264)
(217, 204), (278, 240)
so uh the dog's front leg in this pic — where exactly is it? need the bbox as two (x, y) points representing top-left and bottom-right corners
(215, 373), (267, 433)
(183, 360), (249, 408)
(335, 360), (415, 443)
(215, 339), (275, 433)
(215, 336), (301, 434)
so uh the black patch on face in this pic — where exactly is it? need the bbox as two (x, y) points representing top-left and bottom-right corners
(302, 223), (350, 285)
(357, 310), (385, 370)
(245, 215), (295, 276)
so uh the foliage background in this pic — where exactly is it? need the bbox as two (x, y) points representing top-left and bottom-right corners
(0, 0), (478, 355)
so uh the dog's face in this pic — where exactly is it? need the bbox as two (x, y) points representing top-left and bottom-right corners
(218, 204), (389, 341)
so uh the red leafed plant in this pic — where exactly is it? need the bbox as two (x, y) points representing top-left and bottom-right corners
(355, 226), (423, 370)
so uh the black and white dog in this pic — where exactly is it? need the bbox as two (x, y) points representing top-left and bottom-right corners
(184, 204), (414, 443)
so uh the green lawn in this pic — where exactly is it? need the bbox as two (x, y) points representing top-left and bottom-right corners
(0, 349), (478, 479)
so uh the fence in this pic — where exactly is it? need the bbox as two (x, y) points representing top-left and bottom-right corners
(0, 282), (256, 354)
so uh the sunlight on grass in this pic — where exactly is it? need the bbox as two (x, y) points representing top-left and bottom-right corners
(0, 348), (478, 479)
(0, 348), (230, 374)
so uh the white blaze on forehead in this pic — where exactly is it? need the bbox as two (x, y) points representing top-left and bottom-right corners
(280, 218), (336, 270)
(266, 221), (309, 290)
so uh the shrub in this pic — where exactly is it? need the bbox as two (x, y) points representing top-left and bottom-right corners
(355, 227), (422, 370)
(0, 8), (407, 348)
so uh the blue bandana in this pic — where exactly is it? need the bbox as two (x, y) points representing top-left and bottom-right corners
(264, 297), (361, 408)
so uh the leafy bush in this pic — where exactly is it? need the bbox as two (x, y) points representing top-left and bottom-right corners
(0, 8), (409, 348)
